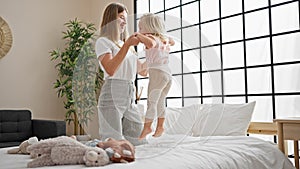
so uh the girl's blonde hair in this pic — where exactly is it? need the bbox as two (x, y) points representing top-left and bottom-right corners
(139, 13), (167, 41)
(100, 2), (129, 43)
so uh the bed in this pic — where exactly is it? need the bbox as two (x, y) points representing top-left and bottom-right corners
(0, 135), (295, 169)
(0, 102), (296, 169)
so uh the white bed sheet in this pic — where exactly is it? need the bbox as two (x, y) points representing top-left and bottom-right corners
(0, 135), (295, 169)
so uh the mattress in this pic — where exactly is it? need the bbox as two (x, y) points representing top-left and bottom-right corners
(0, 135), (295, 169)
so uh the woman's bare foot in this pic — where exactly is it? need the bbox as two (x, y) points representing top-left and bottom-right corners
(153, 127), (164, 137)
(138, 127), (152, 140)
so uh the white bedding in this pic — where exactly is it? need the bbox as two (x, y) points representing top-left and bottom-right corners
(0, 135), (295, 169)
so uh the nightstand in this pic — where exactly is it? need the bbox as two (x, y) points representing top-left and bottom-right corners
(274, 118), (300, 169)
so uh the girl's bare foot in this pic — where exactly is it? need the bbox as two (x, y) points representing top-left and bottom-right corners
(138, 127), (152, 140)
(70, 135), (77, 140)
(153, 127), (164, 137)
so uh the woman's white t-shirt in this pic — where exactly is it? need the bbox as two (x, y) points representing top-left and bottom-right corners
(95, 37), (138, 82)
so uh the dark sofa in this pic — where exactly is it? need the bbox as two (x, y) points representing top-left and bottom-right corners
(0, 109), (66, 148)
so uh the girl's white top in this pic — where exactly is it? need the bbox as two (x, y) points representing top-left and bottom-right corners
(145, 36), (171, 75)
(95, 37), (138, 82)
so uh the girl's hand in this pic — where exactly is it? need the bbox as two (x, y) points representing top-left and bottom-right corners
(169, 37), (175, 46)
(132, 32), (156, 49)
(133, 32), (142, 38)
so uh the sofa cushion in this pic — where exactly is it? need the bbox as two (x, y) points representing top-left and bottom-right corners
(0, 110), (32, 143)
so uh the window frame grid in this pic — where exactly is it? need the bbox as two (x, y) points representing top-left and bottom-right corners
(134, 0), (300, 119)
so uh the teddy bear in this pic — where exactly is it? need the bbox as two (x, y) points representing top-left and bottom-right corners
(7, 136), (39, 155)
(96, 137), (135, 163)
(26, 136), (110, 168)
(71, 136), (136, 163)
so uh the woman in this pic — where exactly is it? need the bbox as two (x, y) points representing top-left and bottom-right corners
(95, 2), (147, 146)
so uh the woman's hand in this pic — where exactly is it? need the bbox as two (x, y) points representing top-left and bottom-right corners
(125, 35), (140, 47)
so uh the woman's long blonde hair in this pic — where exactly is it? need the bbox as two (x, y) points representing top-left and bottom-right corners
(100, 2), (129, 43)
(139, 13), (167, 42)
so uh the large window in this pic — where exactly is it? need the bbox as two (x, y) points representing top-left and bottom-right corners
(135, 0), (300, 134)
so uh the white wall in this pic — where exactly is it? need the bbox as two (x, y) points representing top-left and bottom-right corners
(90, 0), (135, 33)
(0, 0), (133, 136)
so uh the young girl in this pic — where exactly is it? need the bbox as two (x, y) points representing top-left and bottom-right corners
(135, 13), (175, 139)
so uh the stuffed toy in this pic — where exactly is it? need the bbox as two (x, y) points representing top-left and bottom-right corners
(97, 137), (135, 163)
(26, 136), (110, 168)
(75, 136), (136, 163)
(7, 136), (38, 155)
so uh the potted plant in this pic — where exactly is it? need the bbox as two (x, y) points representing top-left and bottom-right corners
(50, 18), (103, 135)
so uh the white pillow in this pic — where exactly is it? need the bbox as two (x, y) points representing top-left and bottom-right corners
(164, 104), (201, 136)
(192, 101), (256, 136)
